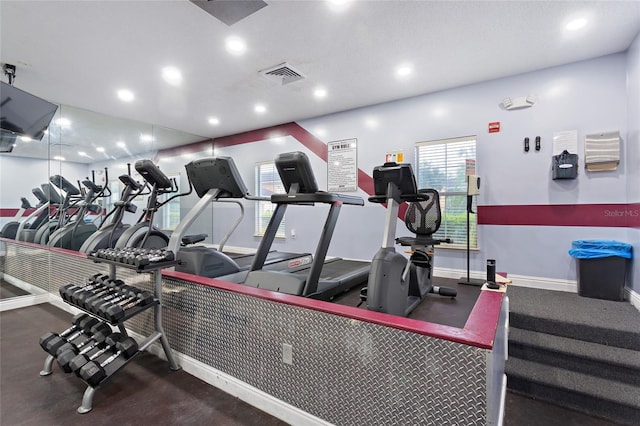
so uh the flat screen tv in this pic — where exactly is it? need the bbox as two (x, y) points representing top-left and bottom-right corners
(0, 81), (58, 143)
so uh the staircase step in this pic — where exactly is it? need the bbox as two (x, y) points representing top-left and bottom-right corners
(509, 327), (640, 386)
(507, 286), (640, 350)
(506, 357), (640, 425)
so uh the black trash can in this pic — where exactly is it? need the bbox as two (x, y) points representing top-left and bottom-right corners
(569, 240), (633, 301)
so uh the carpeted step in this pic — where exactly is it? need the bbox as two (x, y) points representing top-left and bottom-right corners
(509, 327), (640, 386)
(506, 357), (640, 426)
(507, 286), (640, 351)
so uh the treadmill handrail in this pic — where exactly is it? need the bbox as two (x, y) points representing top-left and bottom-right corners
(368, 192), (430, 204)
(271, 192), (364, 206)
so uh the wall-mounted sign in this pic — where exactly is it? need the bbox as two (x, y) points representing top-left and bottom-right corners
(465, 159), (476, 175)
(327, 138), (358, 192)
(488, 122), (500, 133)
(385, 151), (404, 163)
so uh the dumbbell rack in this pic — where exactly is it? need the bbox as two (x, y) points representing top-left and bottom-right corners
(39, 252), (181, 414)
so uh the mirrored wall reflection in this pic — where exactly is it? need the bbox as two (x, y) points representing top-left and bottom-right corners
(0, 103), (207, 304)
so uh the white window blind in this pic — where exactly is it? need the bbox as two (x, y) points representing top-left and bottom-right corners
(415, 136), (477, 248)
(255, 162), (285, 237)
(161, 174), (181, 231)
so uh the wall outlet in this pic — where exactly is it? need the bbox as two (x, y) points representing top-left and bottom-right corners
(291, 229), (296, 239)
(282, 343), (293, 365)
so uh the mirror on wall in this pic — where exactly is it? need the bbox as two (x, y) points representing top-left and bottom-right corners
(0, 103), (207, 304)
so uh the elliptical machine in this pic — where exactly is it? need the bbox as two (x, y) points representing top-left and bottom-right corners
(362, 162), (456, 317)
(0, 196), (34, 239)
(114, 159), (190, 249)
(16, 184), (63, 243)
(48, 170), (110, 251)
(34, 175), (83, 245)
(79, 165), (144, 253)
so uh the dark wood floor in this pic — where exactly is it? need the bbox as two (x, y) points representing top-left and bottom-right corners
(0, 301), (621, 425)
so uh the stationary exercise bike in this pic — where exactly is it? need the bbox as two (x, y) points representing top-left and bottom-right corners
(361, 162), (456, 317)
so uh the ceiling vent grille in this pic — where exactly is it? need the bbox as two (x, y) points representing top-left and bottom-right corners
(259, 62), (305, 85)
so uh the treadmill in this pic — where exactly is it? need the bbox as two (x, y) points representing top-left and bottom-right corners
(167, 156), (313, 279)
(243, 151), (370, 301)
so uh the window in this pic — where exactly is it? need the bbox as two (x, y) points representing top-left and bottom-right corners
(415, 136), (477, 248)
(255, 162), (285, 237)
(160, 173), (181, 231)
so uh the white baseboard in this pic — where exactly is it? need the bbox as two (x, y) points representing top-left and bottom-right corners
(435, 267), (640, 311)
(434, 267), (577, 292)
(0, 274), (51, 312)
(132, 332), (332, 426)
(626, 288), (640, 312)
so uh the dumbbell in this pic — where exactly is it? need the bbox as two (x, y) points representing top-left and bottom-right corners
(77, 280), (130, 309)
(86, 286), (141, 314)
(99, 291), (154, 322)
(53, 322), (111, 357)
(59, 274), (109, 302)
(62, 276), (113, 305)
(56, 328), (113, 373)
(68, 333), (124, 376)
(134, 250), (175, 267)
(39, 313), (89, 353)
(40, 315), (100, 356)
(79, 337), (139, 386)
(90, 288), (148, 316)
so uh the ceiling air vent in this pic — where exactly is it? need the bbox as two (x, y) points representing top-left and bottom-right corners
(259, 62), (305, 85)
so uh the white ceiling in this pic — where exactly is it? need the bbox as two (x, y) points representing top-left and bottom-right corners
(1, 0), (639, 162)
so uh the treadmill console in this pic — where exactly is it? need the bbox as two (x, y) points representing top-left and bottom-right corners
(135, 159), (173, 189)
(275, 151), (319, 194)
(372, 162), (418, 197)
(185, 157), (249, 199)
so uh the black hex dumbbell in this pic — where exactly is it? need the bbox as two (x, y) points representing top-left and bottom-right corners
(59, 274), (109, 302)
(40, 315), (100, 356)
(64, 276), (114, 305)
(56, 328), (113, 373)
(99, 291), (154, 322)
(53, 322), (112, 357)
(86, 286), (140, 314)
(68, 333), (124, 376)
(78, 280), (129, 309)
(39, 313), (89, 353)
(79, 337), (139, 386)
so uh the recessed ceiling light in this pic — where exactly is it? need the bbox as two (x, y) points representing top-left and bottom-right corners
(96, 147), (105, 153)
(365, 118), (378, 128)
(55, 117), (71, 128)
(162, 66), (183, 86)
(566, 18), (587, 31)
(254, 104), (266, 114)
(117, 89), (135, 102)
(225, 36), (247, 55)
(327, 0), (351, 12)
(116, 141), (126, 148)
(208, 117), (220, 126)
(78, 151), (87, 156)
(53, 155), (65, 161)
(396, 64), (413, 77)
(140, 134), (154, 143)
(314, 87), (327, 99)
(20, 136), (31, 142)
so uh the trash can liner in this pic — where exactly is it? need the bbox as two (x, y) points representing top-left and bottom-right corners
(568, 240), (633, 259)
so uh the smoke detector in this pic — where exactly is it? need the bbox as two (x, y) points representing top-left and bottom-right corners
(259, 62), (305, 85)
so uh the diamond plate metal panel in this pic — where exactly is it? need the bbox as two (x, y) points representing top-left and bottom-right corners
(4, 241), (491, 425)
